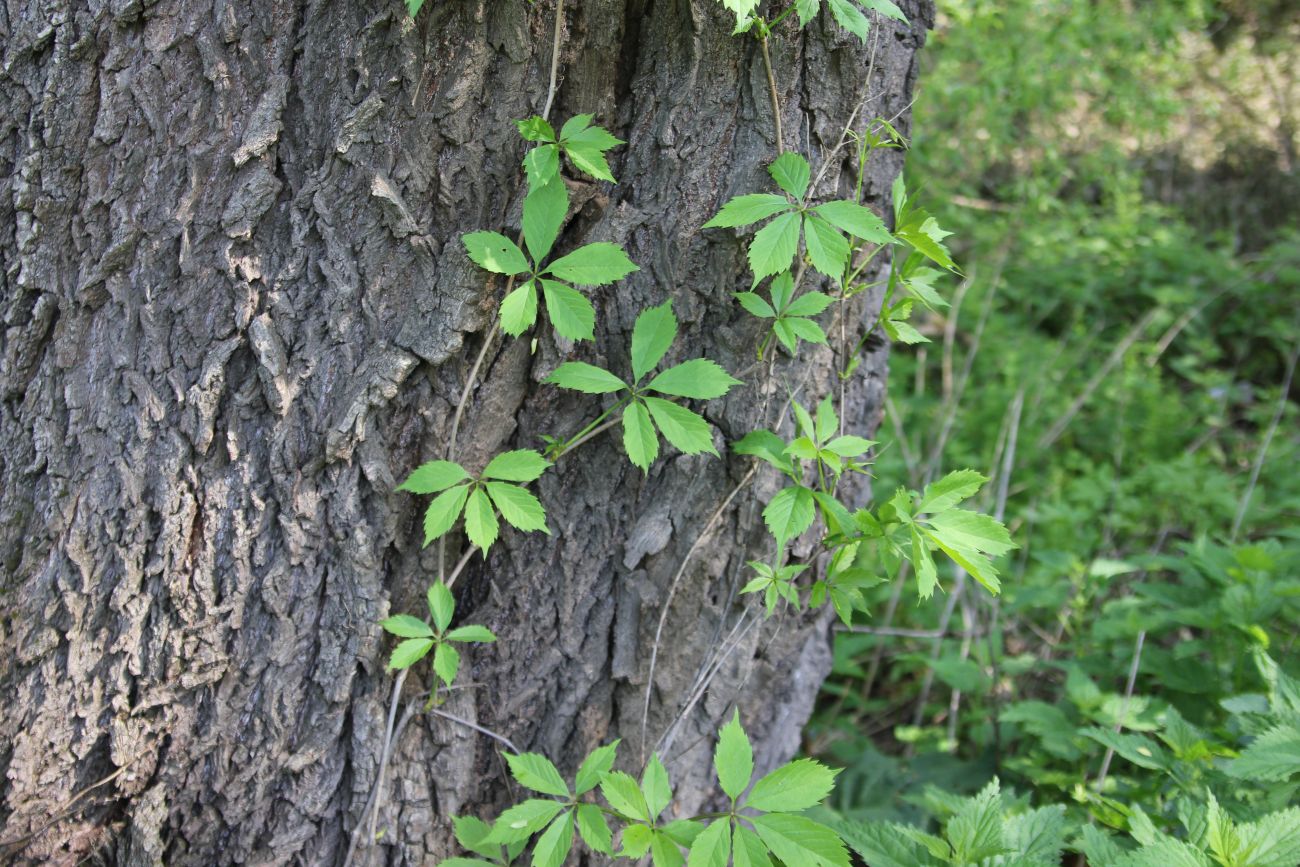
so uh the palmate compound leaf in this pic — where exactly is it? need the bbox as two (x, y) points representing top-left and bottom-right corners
(623, 400), (660, 471)
(389, 637), (434, 670)
(531, 811), (575, 867)
(643, 397), (717, 457)
(380, 614), (433, 639)
(543, 242), (638, 285)
(703, 193), (793, 229)
(631, 300), (678, 382)
(463, 231), (531, 275)
(445, 624), (496, 643)
(428, 581), (455, 631)
(769, 152), (811, 199)
(574, 740), (620, 794)
(463, 486), (499, 552)
(748, 211), (801, 285)
(488, 798), (567, 844)
(714, 710), (754, 801)
(642, 753), (674, 820)
(814, 200), (892, 245)
(917, 468), (986, 513)
(749, 813), (850, 867)
(576, 803), (613, 854)
(433, 641), (460, 687)
(686, 819), (731, 867)
(482, 449), (551, 483)
(559, 114), (624, 183)
(523, 174), (567, 262)
(744, 758), (838, 812)
(540, 279), (596, 342)
(505, 752), (570, 798)
(544, 361), (627, 394)
(398, 460), (469, 494)
(516, 116), (557, 143)
(733, 825), (774, 867)
(600, 771), (650, 822)
(500, 281), (540, 337)
(763, 485), (816, 545)
(803, 213), (851, 281)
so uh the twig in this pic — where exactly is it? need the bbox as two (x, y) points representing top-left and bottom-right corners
(760, 36), (783, 153)
(1231, 339), (1299, 541)
(429, 707), (522, 754)
(1093, 630), (1146, 791)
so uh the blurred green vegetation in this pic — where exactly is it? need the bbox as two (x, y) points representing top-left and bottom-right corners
(811, 0), (1300, 862)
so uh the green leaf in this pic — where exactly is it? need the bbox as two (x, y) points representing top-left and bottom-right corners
(558, 113), (596, 141)
(488, 798), (567, 844)
(917, 469), (986, 513)
(883, 316), (926, 345)
(803, 214), (850, 280)
(380, 614), (434, 639)
(433, 641), (460, 686)
(923, 509), (1015, 556)
(911, 528), (938, 598)
(544, 361), (627, 393)
(464, 231), (531, 275)
(500, 281), (540, 337)
(516, 116), (557, 142)
(769, 271), (796, 311)
(748, 212), (801, 284)
(631, 300), (678, 382)
(486, 482), (549, 534)
(453, 814), (499, 859)
(814, 201), (892, 244)
(482, 449), (551, 482)
(703, 193), (792, 228)
(733, 826), (775, 867)
(644, 397), (717, 456)
(733, 429), (793, 472)
(575, 741), (620, 795)
(463, 487), (499, 552)
(642, 754), (673, 820)
(1226, 723), (1300, 781)
(398, 460), (469, 494)
(763, 485), (816, 544)
(505, 753), (570, 798)
(562, 121), (623, 182)
(405, 0), (425, 17)
(823, 435), (875, 457)
(784, 291), (834, 317)
(786, 316), (827, 347)
(601, 771), (650, 821)
(815, 396), (838, 442)
(428, 581), (455, 631)
(651, 831), (686, 867)
(388, 637), (434, 670)
(946, 779), (1006, 863)
(647, 359), (741, 399)
(623, 401), (660, 471)
(769, 152), (811, 199)
(1237, 806), (1300, 867)
(897, 216), (958, 272)
(531, 811), (574, 867)
(576, 803), (613, 854)
(714, 710), (753, 801)
(686, 820), (731, 867)
(745, 758), (838, 812)
(539, 279), (596, 342)
(862, 0), (907, 22)
(831, 820), (940, 867)
(749, 813), (850, 867)
(523, 175), (567, 261)
(824, 0), (870, 42)
(735, 291), (776, 318)
(544, 242), (638, 285)
(720, 0), (761, 30)
(423, 484), (471, 546)
(1080, 728), (1170, 771)
(445, 624), (497, 643)
(620, 823), (655, 858)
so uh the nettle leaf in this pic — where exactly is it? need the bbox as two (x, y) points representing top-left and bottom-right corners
(1226, 723), (1300, 781)
(748, 212), (801, 284)
(946, 779), (1006, 863)
(703, 193), (793, 229)
(482, 449), (551, 482)
(575, 741), (620, 795)
(489, 798), (567, 844)
(389, 637), (434, 670)
(763, 485), (816, 545)
(814, 200), (892, 245)
(380, 614), (434, 639)
(423, 484), (472, 546)
(623, 400), (660, 471)
(647, 359), (742, 399)
(445, 624), (496, 643)
(631, 301), (678, 382)
(428, 582), (455, 631)
(745, 758), (838, 812)
(485, 482), (549, 533)
(714, 711), (754, 801)
(832, 820), (940, 867)
(577, 803), (613, 854)
(545, 361), (627, 394)
(433, 641), (461, 687)
(686, 820), (731, 867)
(399, 460), (469, 494)
(500, 281), (540, 337)
(540, 279), (596, 342)
(464, 487), (500, 551)
(517, 116), (557, 143)
(506, 752), (570, 798)
(464, 231), (531, 275)
(544, 242), (638, 285)
(749, 813), (850, 867)
(523, 176), (567, 262)
(644, 397), (717, 456)
(532, 811), (575, 867)
(769, 152), (811, 200)
(803, 213), (850, 280)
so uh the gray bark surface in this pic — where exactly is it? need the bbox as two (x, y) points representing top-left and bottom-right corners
(0, 0), (931, 862)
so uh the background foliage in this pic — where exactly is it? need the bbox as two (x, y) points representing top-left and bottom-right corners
(808, 0), (1300, 862)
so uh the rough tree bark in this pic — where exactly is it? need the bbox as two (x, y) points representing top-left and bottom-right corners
(0, 0), (932, 862)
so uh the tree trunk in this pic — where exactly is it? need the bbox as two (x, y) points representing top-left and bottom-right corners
(0, 0), (931, 862)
